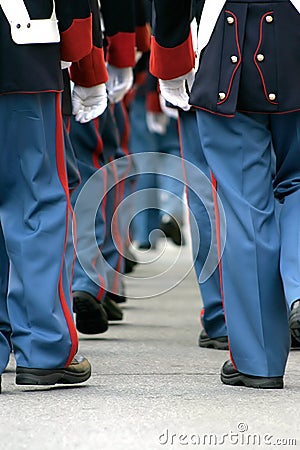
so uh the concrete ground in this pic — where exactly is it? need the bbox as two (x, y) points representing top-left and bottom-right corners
(1, 235), (300, 450)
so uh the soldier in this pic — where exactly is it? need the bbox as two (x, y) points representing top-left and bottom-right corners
(0, 0), (97, 393)
(68, 0), (151, 333)
(150, 0), (300, 388)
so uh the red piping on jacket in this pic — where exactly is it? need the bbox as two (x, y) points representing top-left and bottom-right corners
(253, 11), (278, 105)
(217, 11), (242, 106)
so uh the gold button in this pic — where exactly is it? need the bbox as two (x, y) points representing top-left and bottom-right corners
(268, 93), (276, 101)
(265, 15), (273, 23)
(256, 54), (265, 62)
(231, 55), (238, 64)
(227, 16), (234, 24)
(218, 92), (226, 101)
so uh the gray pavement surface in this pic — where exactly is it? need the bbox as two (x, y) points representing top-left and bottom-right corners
(1, 236), (300, 450)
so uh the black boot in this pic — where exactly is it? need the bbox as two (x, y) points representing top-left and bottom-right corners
(221, 360), (283, 389)
(73, 291), (108, 334)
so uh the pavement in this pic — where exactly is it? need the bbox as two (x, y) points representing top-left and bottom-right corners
(1, 233), (300, 450)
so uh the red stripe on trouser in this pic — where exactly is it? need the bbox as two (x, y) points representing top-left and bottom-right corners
(91, 118), (107, 300)
(96, 168), (107, 300)
(55, 94), (78, 367)
(70, 206), (77, 293)
(92, 117), (104, 169)
(120, 101), (130, 156)
(110, 158), (124, 293)
(210, 171), (234, 366)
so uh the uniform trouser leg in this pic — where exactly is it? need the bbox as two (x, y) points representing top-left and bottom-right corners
(70, 107), (127, 298)
(129, 98), (160, 245)
(271, 112), (300, 308)
(179, 111), (226, 338)
(0, 93), (78, 369)
(131, 156), (160, 246)
(196, 110), (290, 376)
(0, 223), (11, 373)
(157, 118), (185, 226)
(69, 115), (108, 301)
(98, 106), (128, 294)
(111, 101), (136, 255)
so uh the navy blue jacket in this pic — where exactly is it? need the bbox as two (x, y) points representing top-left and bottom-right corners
(0, 0), (93, 94)
(151, 0), (300, 116)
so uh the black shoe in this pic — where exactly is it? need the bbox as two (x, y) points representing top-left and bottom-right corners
(291, 334), (300, 349)
(16, 355), (91, 386)
(124, 257), (137, 273)
(73, 291), (108, 334)
(108, 291), (127, 304)
(289, 300), (300, 343)
(160, 215), (185, 246)
(124, 248), (138, 273)
(221, 360), (283, 389)
(198, 329), (228, 350)
(138, 242), (152, 250)
(102, 296), (124, 321)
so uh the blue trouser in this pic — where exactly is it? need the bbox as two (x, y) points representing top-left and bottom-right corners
(129, 96), (185, 246)
(195, 110), (296, 376)
(69, 106), (128, 299)
(111, 101), (136, 261)
(271, 115), (300, 309)
(0, 224), (11, 355)
(179, 111), (227, 338)
(0, 93), (77, 373)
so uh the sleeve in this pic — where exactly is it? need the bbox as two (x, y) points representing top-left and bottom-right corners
(135, 0), (151, 53)
(150, 0), (195, 80)
(145, 73), (162, 113)
(101, 0), (136, 68)
(55, 0), (93, 62)
(70, 0), (108, 87)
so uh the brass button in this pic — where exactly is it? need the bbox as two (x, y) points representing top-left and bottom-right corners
(256, 54), (265, 62)
(231, 55), (238, 64)
(227, 16), (234, 24)
(218, 92), (226, 101)
(268, 93), (276, 101)
(265, 15), (273, 23)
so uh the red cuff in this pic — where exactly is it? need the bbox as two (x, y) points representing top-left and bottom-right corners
(135, 71), (148, 88)
(150, 33), (195, 80)
(146, 92), (162, 113)
(70, 47), (108, 87)
(106, 32), (136, 68)
(135, 25), (151, 53)
(60, 15), (92, 62)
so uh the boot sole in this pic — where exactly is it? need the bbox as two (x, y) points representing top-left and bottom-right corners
(199, 336), (228, 350)
(16, 366), (91, 386)
(221, 371), (283, 389)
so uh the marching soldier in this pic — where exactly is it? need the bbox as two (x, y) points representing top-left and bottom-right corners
(0, 0), (96, 392)
(150, 0), (300, 388)
(68, 0), (151, 333)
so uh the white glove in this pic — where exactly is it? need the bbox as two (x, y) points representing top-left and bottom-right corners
(146, 112), (170, 135)
(159, 94), (179, 120)
(159, 69), (195, 112)
(72, 84), (107, 123)
(106, 64), (133, 104)
(61, 61), (72, 70)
